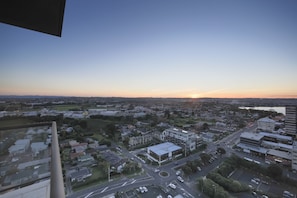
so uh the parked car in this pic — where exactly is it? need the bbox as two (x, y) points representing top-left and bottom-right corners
(168, 183), (176, 189)
(177, 176), (184, 183)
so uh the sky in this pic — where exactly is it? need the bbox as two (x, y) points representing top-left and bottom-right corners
(1, 0), (297, 98)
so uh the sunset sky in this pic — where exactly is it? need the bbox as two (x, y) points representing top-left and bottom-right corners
(1, 0), (297, 98)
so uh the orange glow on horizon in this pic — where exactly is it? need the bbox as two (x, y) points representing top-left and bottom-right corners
(0, 87), (296, 99)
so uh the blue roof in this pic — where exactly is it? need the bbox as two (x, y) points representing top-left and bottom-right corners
(148, 142), (182, 156)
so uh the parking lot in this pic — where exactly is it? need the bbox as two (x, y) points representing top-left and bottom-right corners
(123, 185), (174, 198)
(230, 168), (297, 198)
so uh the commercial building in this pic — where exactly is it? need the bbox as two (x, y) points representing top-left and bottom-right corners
(292, 141), (297, 170)
(257, 117), (275, 132)
(161, 128), (200, 152)
(239, 132), (264, 147)
(147, 142), (182, 165)
(285, 106), (297, 136)
(238, 132), (295, 166)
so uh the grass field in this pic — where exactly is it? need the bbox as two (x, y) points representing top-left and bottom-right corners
(0, 118), (34, 128)
(87, 119), (118, 131)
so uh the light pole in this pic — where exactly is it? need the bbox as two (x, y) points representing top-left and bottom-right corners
(107, 163), (111, 182)
(212, 184), (216, 198)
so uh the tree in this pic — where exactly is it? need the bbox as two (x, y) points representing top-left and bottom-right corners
(267, 164), (283, 180)
(164, 110), (170, 118)
(105, 123), (117, 140)
(182, 165), (192, 175)
(200, 153), (211, 164)
(217, 147), (226, 155)
(202, 123), (209, 131)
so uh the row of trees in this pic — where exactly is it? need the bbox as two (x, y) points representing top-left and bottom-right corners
(197, 154), (294, 198)
(197, 177), (230, 198)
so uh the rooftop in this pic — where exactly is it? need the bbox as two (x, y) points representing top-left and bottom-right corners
(240, 132), (264, 141)
(1, 179), (50, 198)
(147, 142), (182, 156)
(259, 132), (292, 141)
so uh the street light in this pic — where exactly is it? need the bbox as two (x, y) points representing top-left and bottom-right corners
(212, 184), (216, 198)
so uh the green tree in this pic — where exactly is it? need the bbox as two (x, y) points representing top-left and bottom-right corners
(217, 147), (226, 155)
(267, 164), (283, 180)
(200, 153), (211, 164)
(202, 123), (209, 130)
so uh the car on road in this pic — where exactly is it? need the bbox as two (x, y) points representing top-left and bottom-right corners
(177, 176), (184, 183)
(168, 183), (176, 189)
(176, 170), (181, 176)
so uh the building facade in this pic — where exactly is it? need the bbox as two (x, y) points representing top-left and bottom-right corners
(161, 128), (199, 152)
(147, 142), (182, 165)
(292, 141), (297, 170)
(285, 106), (297, 137)
(257, 117), (275, 132)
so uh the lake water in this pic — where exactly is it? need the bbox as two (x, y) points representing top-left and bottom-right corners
(239, 106), (286, 115)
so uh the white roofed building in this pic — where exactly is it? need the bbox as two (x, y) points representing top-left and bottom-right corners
(147, 142), (182, 165)
(8, 139), (30, 156)
(257, 117), (276, 132)
(31, 142), (48, 156)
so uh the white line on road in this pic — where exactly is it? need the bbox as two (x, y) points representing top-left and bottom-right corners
(121, 182), (127, 186)
(101, 187), (108, 193)
(84, 192), (94, 198)
(131, 180), (136, 184)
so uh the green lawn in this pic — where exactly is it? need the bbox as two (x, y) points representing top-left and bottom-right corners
(0, 118), (33, 128)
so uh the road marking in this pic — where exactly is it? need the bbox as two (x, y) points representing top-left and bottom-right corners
(131, 180), (136, 184)
(122, 182), (127, 186)
(84, 192), (94, 198)
(101, 187), (108, 193)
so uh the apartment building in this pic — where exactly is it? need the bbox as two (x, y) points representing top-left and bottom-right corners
(161, 128), (199, 152)
(285, 106), (297, 137)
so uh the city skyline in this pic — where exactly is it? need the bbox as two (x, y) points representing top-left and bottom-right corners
(1, 0), (297, 99)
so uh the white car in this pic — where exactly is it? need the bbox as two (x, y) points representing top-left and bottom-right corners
(176, 170), (181, 176)
(139, 187), (145, 193)
(251, 179), (259, 185)
(168, 183), (176, 189)
(177, 176), (184, 183)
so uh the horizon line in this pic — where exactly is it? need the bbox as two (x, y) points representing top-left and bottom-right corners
(0, 94), (297, 100)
